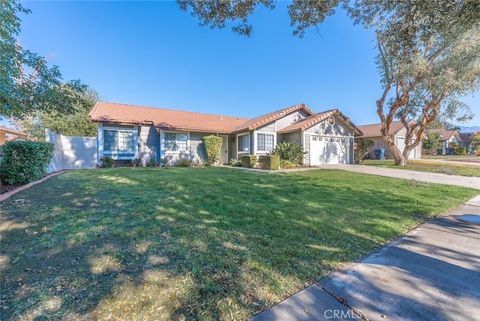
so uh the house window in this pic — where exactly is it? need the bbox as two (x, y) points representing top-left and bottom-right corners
(238, 134), (249, 153)
(104, 129), (134, 153)
(257, 133), (274, 152)
(164, 132), (188, 152)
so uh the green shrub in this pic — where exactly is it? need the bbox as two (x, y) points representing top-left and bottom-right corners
(131, 158), (142, 167)
(175, 158), (192, 167)
(146, 158), (157, 167)
(280, 160), (297, 169)
(203, 135), (223, 165)
(159, 158), (168, 167)
(100, 156), (114, 168)
(453, 145), (466, 155)
(229, 158), (242, 167)
(258, 155), (280, 170)
(240, 155), (257, 168)
(0, 141), (54, 185)
(354, 138), (374, 164)
(273, 142), (304, 165)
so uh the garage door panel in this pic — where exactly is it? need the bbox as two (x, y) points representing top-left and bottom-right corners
(310, 136), (348, 165)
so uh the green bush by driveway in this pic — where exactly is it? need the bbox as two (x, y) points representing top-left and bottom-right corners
(0, 167), (477, 320)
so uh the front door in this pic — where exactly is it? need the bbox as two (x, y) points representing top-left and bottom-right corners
(219, 135), (229, 164)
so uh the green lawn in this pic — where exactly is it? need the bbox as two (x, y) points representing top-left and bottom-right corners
(1, 168), (477, 321)
(364, 159), (480, 177)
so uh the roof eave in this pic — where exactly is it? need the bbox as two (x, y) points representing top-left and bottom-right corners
(232, 103), (314, 134)
(155, 125), (232, 134)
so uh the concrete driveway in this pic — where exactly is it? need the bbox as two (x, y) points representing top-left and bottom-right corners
(252, 195), (480, 321)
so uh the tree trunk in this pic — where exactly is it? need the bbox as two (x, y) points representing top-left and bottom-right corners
(382, 134), (407, 166)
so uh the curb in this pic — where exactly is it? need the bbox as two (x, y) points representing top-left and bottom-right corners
(0, 171), (66, 202)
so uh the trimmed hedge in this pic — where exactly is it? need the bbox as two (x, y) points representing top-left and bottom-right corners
(0, 141), (54, 185)
(203, 135), (223, 165)
(240, 155), (257, 168)
(258, 155), (280, 170)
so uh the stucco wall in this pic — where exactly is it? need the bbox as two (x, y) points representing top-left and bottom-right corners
(279, 131), (302, 145)
(305, 116), (352, 136)
(46, 129), (97, 172)
(275, 110), (309, 130)
(138, 125), (159, 165)
(256, 121), (275, 132)
(255, 110), (310, 133)
(362, 135), (422, 160)
(189, 132), (207, 163)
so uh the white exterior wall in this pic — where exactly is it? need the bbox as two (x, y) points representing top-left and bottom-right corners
(303, 117), (355, 165)
(249, 110), (309, 157)
(46, 129), (97, 172)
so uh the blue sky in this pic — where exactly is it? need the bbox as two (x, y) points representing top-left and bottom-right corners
(4, 1), (479, 127)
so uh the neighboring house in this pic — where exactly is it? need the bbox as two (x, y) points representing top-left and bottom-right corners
(356, 121), (422, 160)
(460, 132), (476, 154)
(0, 126), (28, 145)
(428, 128), (461, 155)
(89, 102), (362, 166)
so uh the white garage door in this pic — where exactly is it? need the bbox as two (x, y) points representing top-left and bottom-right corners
(310, 135), (348, 165)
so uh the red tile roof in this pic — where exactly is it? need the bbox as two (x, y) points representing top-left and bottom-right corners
(277, 109), (363, 135)
(0, 126), (27, 137)
(90, 102), (248, 134)
(428, 128), (460, 141)
(232, 104), (314, 133)
(90, 102), (318, 134)
(357, 121), (406, 138)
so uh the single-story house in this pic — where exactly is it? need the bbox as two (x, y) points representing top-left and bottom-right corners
(356, 121), (422, 160)
(427, 128), (462, 155)
(0, 126), (28, 145)
(460, 132), (477, 155)
(89, 102), (363, 166)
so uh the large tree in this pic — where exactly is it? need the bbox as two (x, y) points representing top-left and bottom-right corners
(352, 1), (479, 165)
(20, 86), (98, 139)
(178, 0), (480, 165)
(0, 0), (88, 119)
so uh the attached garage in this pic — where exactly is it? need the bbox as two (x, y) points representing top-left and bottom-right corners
(278, 109), (363, 165)
(309, 135), (349, 165)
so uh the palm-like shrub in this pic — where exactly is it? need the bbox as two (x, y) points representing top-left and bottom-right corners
(273, 142), (304, 166)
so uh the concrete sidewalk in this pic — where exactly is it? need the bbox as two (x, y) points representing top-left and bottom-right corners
(251, 195), (480, 321)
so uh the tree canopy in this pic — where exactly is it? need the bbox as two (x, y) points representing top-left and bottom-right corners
(0, 0), (89, 119)
(20, 87), (98, 139)
(178, 0), (480, 166)
(358, 0), (480, 164)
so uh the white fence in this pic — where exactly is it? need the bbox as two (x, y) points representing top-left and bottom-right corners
(46, 129), (97, 172)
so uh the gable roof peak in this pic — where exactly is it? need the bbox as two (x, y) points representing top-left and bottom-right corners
(232, 103), (314, 133)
